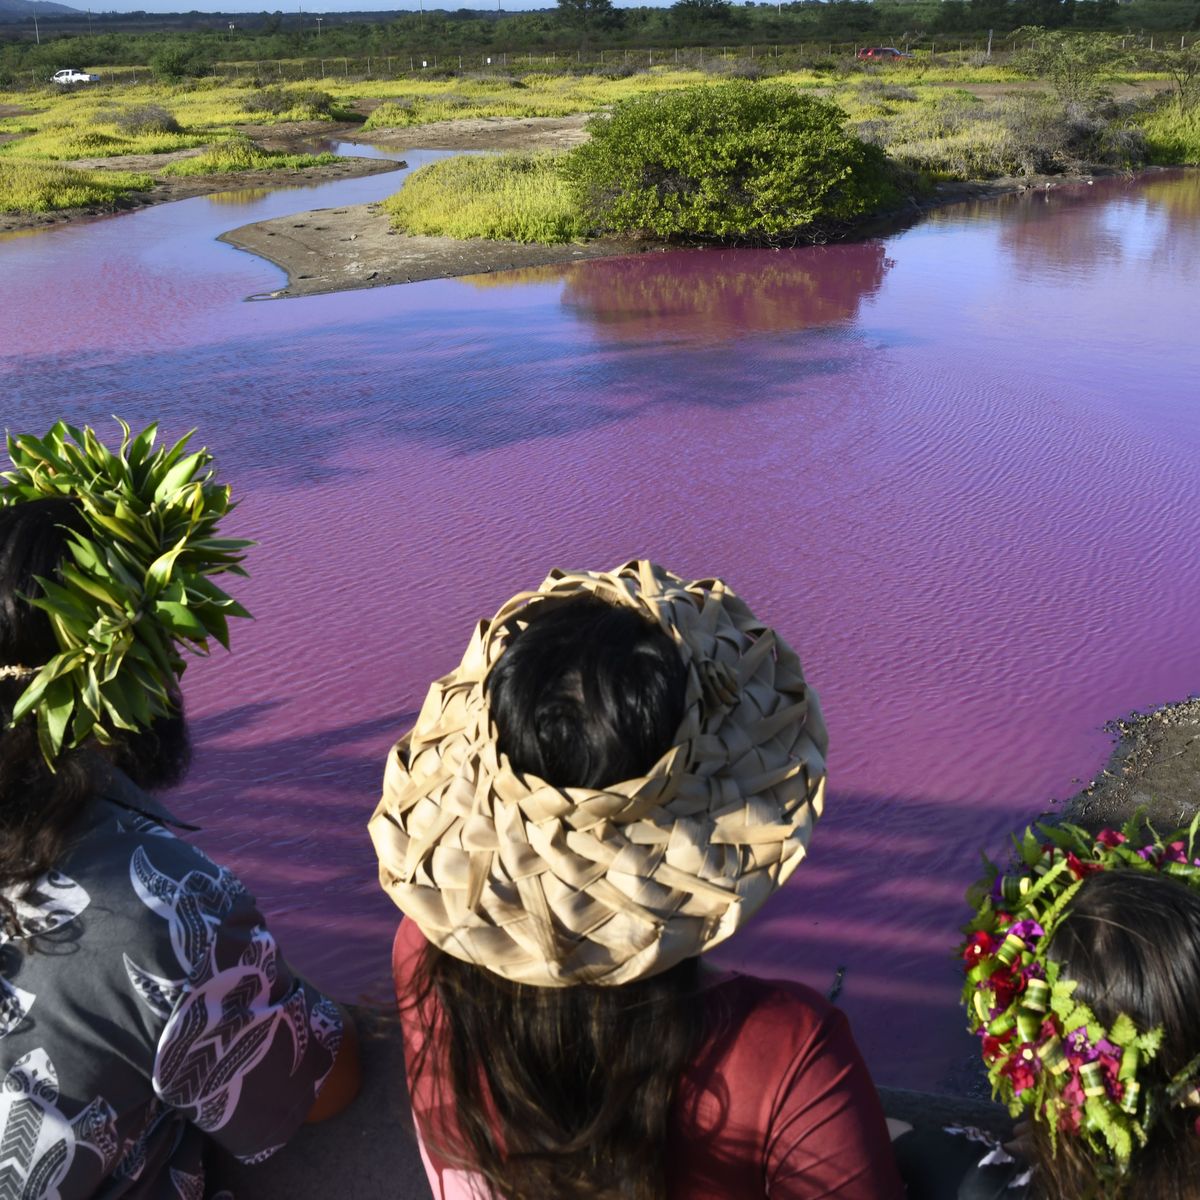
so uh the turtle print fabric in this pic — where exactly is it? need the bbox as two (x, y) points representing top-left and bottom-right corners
(0, 776), (341, 1199)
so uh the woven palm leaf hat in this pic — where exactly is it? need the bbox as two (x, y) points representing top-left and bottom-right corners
(369, 560), (828, 988)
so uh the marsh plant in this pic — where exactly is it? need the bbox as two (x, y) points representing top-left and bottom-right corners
(384, 151), (586, 242)
(855, 90), (1149, 177)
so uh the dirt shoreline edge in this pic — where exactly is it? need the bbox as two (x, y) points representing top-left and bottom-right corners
(1058, 697), (1200, 832)
(218, 169), (1124, 301)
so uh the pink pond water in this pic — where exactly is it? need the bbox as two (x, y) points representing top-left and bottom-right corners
(2, 162), (1198, 1091)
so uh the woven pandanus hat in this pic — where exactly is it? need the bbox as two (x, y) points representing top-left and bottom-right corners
(368, 560), (827, 987)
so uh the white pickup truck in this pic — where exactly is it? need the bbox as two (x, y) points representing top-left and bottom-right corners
(51, 69), (100, 84)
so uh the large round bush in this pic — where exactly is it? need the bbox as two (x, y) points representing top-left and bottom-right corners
(563, 81), (900, 241)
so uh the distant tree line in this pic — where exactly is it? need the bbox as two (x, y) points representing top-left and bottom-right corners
(1, 0), (1196, 79)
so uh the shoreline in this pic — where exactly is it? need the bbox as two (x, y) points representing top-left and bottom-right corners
(0, 113), (592, 237)
(1058, 696), (1200, 832)
(216, 167), (1125, 301)
(5, 108), (1167, 293)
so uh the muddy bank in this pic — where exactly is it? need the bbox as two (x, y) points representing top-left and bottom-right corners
(220, 201), (657, 298)
(1059, 697), (1200, 832)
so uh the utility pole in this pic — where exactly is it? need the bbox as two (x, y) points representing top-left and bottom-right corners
(33, 14), (40, 44)
(316, 15), (323, 36)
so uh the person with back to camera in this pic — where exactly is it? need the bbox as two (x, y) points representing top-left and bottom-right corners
(369, 560), (904, 1200)
(0, 421), (360, 1199)
(938, 818), (1200, 1199)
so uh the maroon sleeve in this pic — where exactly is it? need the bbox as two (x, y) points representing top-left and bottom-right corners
(764, 1001), (904, 1199)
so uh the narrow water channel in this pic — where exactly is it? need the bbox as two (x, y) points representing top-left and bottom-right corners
(2, 158), (1197, 1091)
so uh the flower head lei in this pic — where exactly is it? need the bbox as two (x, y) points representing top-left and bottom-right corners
(962, 813), (1200, 1176)
(0, 419), (251, 764)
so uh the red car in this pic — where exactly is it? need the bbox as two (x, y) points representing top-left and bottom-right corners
(855, 47), (913, 60)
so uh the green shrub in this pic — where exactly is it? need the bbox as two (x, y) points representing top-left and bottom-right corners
(243, 86), (336, 120)
(149, 45), (211, 83)
(562, 81), (901, 241)
(384, 151), (587, 243)
(114, 105), (181, 136)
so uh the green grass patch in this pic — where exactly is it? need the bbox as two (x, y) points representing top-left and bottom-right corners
(159, 138), (338, 175)
(1138, 101), (1200, 163)
(0, 158), (152, 213)
(383, 151), (587, 243)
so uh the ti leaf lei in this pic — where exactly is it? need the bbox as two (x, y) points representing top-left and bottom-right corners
(0, 419), (251, 764)
(962, 812), (1200, 1177)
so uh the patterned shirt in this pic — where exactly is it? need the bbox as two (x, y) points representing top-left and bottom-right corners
(0, 772), (343, 1200)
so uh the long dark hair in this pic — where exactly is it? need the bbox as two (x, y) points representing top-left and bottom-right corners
(408, 595), (704, 1200)
(1036, 869), (1200, 1199)
(0, 499), (190, 934)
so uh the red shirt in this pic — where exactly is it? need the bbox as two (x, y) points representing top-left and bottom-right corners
(393, 920), (903, 1199)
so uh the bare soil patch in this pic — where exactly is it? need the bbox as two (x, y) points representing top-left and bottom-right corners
(346, 112), (592, 152)
(220, 200), (654, 298)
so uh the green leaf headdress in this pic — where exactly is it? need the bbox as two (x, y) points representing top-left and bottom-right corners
(0, 419), (251, 764)
(961, 813), (1200, 1181)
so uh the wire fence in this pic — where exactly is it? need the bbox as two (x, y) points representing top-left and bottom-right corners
(18, 32), (1198, 89)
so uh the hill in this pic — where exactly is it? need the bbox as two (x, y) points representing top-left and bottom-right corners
(0, 0), (82, 20)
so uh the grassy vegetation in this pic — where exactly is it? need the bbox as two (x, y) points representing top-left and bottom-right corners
(1139, 100), (1200, 163)
(384, 151), (585, 242)
(0, 49), (1192, 219)
(0, 158), (152, 213)
(159, 139), (339, 175)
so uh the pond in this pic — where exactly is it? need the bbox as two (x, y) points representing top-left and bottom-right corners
(2, 161), (1197, 1092)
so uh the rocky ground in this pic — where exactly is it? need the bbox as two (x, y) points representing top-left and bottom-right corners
(1059, 697), (1200, 832)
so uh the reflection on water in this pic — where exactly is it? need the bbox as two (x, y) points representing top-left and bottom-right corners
(2, 168), (1198, 1092)
(206, 187), (274, 206)
(929, 171), (1200, 285)
(491, 244), (894, 340)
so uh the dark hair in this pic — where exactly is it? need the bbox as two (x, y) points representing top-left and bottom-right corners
(1036, 869), (1200, 1199)
(410, 594), (701, 1200)
(487, 595), (688, 788)
(0, 499), (190, 934)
